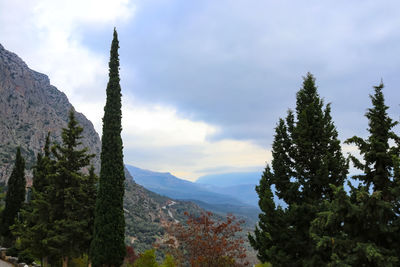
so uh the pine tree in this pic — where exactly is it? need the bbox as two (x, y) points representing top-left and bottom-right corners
(48, 109), (95, 267)
(90, 28), (126, 267)
(1, 147), (26, 247)
(13, 133), (56, 266)
(249, 166), (288, 265)
(311, 83), (400, 266)
(249, 73), (348, 266)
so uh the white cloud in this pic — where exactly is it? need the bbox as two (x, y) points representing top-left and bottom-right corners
(33, 0), (133, 29)
(122, 99), (270, 181)
(122, 101), (218, 147)
(341, 143), (363, 176)
(0, 0), (135, 127)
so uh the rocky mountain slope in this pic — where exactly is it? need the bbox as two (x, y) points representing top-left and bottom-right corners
(0, 44), (101, 182)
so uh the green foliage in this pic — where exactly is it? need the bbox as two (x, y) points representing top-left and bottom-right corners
(249, 166), (288, 265)
(13, 111), (96, 265)
(91, 28), (126, 266)
(311, 83), (400, 266)
(131, 249), (175, 267)
(69, 254), (90, 267)
(134, 249), (159, 267)
(160, 254), (176, 267)
(0, 184), (5, 219)
(250, 73), (348, 266)
(255, 263), (272, 267)
(1, 147), (26, 247)
(48, 109), (95, 262)
(12, 133), (55, 262)
(47, 110), (94, 264)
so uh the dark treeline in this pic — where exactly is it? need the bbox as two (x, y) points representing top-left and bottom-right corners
(250, 73), (400, 267)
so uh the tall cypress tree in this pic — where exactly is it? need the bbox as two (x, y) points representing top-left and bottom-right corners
(91, 28), (126, 267)
(1, 147), (26, 247)
(311, 83), (400, 266)
(249, 73), (348, 266)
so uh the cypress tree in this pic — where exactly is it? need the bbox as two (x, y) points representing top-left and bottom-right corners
(90, 28), (126, 266)
(311, 83), (400, 266)
(249, 73), (348, 266)
(1, 147), (26, 247)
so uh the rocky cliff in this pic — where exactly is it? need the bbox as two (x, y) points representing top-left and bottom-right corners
(0, 44), (101, 182)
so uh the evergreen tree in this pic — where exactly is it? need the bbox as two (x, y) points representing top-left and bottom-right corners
(13, 133), (56, 266)
(0, 184), (5, 220)
(1, 147), (26, 247)
(90, 28), (126, 266)
(79, 166), (98, 255)
(311, 83), (400, 266)
(48, 109), (95, 267)
(249, 73), (348, 266)
(248, 166), (288, 265)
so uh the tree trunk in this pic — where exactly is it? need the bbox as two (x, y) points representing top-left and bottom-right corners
(62, 256), (68, 267)
(42, 256), (48, 267)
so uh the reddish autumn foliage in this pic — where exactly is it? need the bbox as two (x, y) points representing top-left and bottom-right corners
(166, 211), (249, 267)
(124, 246), (139, 264)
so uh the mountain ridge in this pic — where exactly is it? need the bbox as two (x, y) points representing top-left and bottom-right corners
(126, 164), (249, 206)
(125, 164), (261, 227)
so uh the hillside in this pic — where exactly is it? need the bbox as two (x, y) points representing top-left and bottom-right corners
(123, 169), (206, 252)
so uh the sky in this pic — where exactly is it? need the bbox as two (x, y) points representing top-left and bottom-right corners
(1, 0), (400, 181)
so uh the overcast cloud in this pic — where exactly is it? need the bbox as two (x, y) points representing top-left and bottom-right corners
(1, 0), (400, 180)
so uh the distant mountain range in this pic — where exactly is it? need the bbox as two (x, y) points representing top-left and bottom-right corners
(126, 165), (250, 205)
(196, 172), (262, 207)
(196, 172), (262, 187)
(125, 165), (262, 225)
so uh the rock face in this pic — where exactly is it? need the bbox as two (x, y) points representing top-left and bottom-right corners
(0, 44), (101, 183)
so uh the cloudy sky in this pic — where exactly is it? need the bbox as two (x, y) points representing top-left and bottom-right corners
(1, 0), (400, 181)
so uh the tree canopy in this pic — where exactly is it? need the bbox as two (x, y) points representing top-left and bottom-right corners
(311, 83), (400, 266)
(250, 73), (348, 266)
